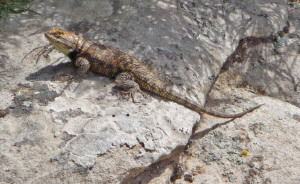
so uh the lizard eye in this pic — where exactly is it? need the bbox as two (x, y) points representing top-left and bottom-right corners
(55, 31), (64, 38)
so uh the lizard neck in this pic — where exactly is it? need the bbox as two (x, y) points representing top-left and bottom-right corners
(67, 38), (89, 61)
(68, 48), (80, 61)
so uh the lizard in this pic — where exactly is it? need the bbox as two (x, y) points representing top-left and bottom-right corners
(44, 27), (262, 118)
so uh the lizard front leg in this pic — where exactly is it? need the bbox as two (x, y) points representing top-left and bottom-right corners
(75, 57), (90, 76)
(54, 57), (90, 83)
(115, 72), (147, 102)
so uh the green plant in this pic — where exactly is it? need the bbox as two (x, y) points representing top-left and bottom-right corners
(0, 0), (39, 19)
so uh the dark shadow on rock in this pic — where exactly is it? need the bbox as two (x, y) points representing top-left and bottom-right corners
(176, 0), (289, 108)
(121, 118), (235, 184)
(121, 145), (185, 184)
(205, 20), (299, 108)
(191, 118), (235, 140)
(26, 62), (76, 82)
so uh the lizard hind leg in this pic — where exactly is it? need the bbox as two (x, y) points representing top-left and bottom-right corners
(115, 72), (147, 102)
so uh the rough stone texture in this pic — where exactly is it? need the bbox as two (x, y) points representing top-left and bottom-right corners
(0, 0), (299, 183)
(134, 96), (300, 184)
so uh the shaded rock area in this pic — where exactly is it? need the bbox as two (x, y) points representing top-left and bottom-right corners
(0, 0), (299, 183)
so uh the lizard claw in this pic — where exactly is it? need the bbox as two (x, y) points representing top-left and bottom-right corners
(121, 91), (134, 102)
(121, 87), (148, 103)
(138, 89), (149, 99)
(53, 74), (75, 83)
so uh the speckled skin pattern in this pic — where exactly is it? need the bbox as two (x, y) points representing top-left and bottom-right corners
(45, 28), (262, 118)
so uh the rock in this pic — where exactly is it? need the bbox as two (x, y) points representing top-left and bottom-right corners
(157, 97), (300, 184)
(0, 0), (299, 183)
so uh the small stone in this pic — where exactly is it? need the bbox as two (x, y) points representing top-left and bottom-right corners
(184, 174), (194, 183)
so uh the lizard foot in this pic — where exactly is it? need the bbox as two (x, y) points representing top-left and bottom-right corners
(121, 86), (148, 103)
(53, 74), (75, 83)
(115, 72), (148, 103)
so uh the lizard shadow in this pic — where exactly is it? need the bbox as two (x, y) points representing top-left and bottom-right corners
(25, 62), (117, 97)
(26, 62), (107, 84)
(190, 118), (234, 140)
(26, 62), (76, 82)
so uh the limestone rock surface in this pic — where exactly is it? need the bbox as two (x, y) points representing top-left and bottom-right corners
(0, 0), (299, 183)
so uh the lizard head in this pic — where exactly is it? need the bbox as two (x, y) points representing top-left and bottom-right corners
(45, 28), (81, 55)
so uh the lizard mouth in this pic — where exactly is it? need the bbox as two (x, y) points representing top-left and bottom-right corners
(44, 32), (51, 41)
(44, 33), (57, 46)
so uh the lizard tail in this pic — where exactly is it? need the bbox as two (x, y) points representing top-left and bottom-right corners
(145, 85), (262, 118)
